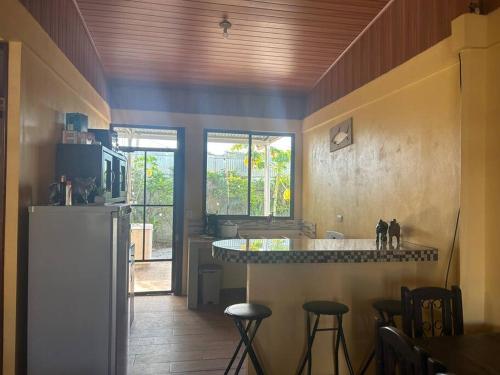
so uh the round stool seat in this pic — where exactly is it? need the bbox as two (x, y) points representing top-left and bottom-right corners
(303, 301), (349, 315)
(372, 299), (401, 316)
(224, 303), (271, 374)
(224, 303), (272, 320)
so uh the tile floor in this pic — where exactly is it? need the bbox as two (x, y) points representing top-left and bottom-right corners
(128, 295), (242, 374)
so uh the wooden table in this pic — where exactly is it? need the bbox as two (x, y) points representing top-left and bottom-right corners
(415, 333), (500, 374)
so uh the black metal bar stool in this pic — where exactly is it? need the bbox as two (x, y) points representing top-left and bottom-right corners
(359, 299), (402, 375)
(298, 301), (354, 375)
(224, 303), (272, 375)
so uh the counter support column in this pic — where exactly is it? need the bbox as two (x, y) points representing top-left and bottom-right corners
(246, 262), (419, 375)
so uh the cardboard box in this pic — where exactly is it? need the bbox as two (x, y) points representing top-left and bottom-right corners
(62, 131), (95, 144)
(62, 130), (79, 144)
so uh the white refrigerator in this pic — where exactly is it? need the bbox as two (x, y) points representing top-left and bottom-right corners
(28, 205), (131, 375)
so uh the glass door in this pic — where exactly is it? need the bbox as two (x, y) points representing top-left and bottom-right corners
(129, 150), (175, 293)
(113, 126), (183, 295)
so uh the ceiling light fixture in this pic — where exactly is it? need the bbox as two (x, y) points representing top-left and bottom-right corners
(219, 19), (232, 39)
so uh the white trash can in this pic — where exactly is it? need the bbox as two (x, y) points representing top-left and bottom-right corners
(199, 264), (223, 305)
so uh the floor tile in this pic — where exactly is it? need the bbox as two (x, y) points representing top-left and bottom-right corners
(170, 358), (232, 373)
(128, 295), (242, 375)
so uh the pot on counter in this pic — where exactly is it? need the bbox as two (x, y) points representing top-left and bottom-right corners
(218, 220), (238, 238)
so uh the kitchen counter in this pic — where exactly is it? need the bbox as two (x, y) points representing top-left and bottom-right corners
(213, 238), (438, 374)
(212, 238), (437, 264)
(187, 231), (309, 310)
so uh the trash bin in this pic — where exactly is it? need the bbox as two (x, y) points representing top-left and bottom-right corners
(198, 264), (223, 305)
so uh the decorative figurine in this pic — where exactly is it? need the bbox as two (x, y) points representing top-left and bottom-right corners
(388, 219), (401, 247)
(376, 219), (388, 243)
(469, 1), (481, 14)
(48, 182), (61, 205)
(73, 177), (97, 204)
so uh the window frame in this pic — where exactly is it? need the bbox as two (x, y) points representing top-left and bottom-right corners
(203, 129), (295, 219)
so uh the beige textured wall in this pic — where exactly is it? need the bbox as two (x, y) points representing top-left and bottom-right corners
(112, 109), (303, 294)
(302, 38), (461, 288)
(1, 1), (110, 372)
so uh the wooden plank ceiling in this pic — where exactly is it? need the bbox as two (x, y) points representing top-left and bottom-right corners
(75, 0), (390, 91)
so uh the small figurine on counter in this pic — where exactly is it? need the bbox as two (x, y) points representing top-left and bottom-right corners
(73, 177), (96, 204)
(388, 219), (401, 247)
(48, 181), (61, 205)
(376, 219), (389, 243)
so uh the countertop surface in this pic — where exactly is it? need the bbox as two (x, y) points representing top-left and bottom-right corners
(212, 238), (438, 264)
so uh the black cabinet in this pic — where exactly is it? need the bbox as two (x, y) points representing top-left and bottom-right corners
(56, 144), (127, 203)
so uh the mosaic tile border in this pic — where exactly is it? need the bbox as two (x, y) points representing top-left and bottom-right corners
(212, 246), (438, 264)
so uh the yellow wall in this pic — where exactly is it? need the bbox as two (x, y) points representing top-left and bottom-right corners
(112, 109), (303, 294)
(302, 37), (461, 288)
(484, 9), (500, 328)
(453, 13), (489, 326)
(18, 45), (109, 204)
(1, 1), (110, 373)
(451, 9), (500, 328)
(0, 0), (109, 122)
(4, 41), (22, 375)
(302, 8), (500, 331)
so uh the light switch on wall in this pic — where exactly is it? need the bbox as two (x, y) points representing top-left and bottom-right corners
(336, 214), (343, 223)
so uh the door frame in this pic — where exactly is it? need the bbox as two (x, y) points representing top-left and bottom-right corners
(111, 124), (185, 296)
(0, 41), (9, 373)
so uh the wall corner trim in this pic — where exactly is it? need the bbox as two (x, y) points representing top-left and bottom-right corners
(452, 14), (489, 52)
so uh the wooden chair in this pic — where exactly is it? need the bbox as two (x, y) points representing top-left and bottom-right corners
(401, 286), (464, 338)
(427, 357), (451, 375)
(359, 299), (402, 375)
(375, 321), (428, 375)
